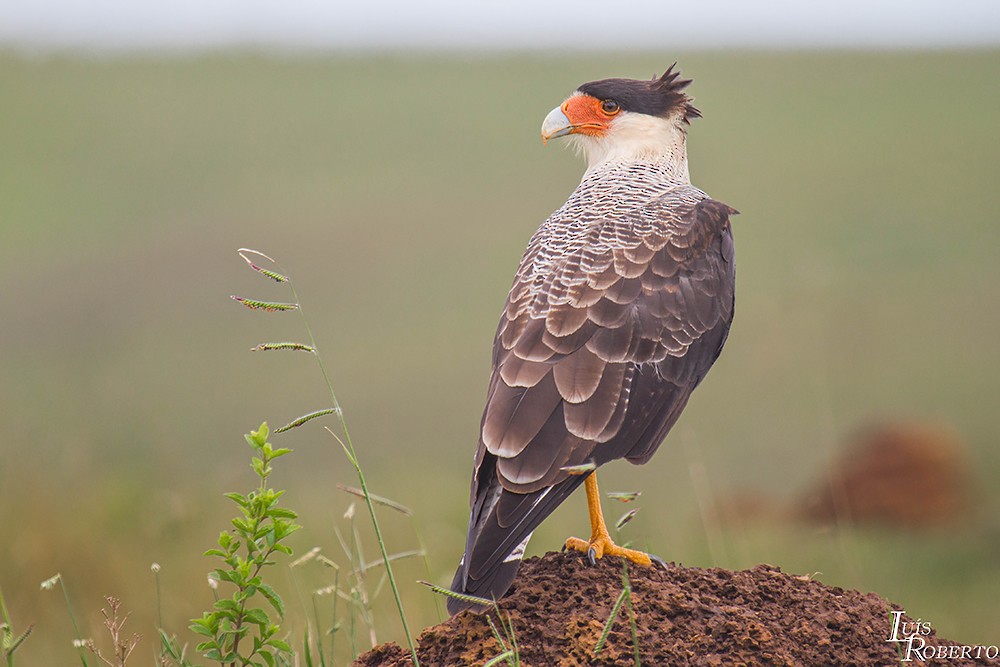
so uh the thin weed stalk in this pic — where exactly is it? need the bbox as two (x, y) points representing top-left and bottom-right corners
(409, 521), (444, 622)
(329, 570), (339, 662)
(593, 588), (627, 656)
(309, 595), (327, 667)
(288, 549), (326, 667)
(40, 574), (90, 667)
(292, 287), (418, 660)
(622, 563), (641, 667)
(152, 564), (163, 634)
(336, 484), (442, 621)
(683, 434), (729, 567)
(485, 612), (520, 667)
(236, 249), (419, 666)
(315, 557), (341, 662)
(592, 562), (641, 665)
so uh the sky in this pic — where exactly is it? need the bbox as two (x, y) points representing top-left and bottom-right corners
(2, 0), (1000, 52)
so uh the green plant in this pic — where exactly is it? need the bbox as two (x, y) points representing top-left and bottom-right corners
(0, 587), (32, 667)
(188, 423), (300, 666)
(593, 562), (641, 666)
(485, 612), (520, 667)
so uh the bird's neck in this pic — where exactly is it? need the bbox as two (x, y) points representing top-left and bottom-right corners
(582, 153), (690, 187)
(576, 117), (691, 185)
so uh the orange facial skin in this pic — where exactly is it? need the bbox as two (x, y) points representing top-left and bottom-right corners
(560, 94), (620, 137)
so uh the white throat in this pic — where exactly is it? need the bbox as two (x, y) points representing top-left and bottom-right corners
(571, 112), (690, 183)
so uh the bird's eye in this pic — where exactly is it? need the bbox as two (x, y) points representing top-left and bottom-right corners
(600, 100), (620, 115)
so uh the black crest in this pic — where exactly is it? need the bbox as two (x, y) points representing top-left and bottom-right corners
(577, 64), (701, 123)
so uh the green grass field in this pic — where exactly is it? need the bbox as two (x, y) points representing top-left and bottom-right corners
(1, 49), (999, 664)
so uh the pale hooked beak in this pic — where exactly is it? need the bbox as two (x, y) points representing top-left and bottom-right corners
(540, 106), (573, 144)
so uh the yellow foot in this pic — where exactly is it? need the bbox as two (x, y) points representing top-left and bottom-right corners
(563, 532), (662, 568)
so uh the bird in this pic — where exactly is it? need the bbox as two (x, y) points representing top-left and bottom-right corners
(447, 65), (737, 615)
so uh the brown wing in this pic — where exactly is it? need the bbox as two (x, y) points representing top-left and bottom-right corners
(449, 187), (736, 612)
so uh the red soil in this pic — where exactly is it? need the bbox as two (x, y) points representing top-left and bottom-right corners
(354, 551), (990, 667)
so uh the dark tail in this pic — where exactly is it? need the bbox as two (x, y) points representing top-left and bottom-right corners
(447, 466), (589, 615)
(446, 553), (524, 615)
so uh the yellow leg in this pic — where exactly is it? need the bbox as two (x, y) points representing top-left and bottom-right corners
(563, 473), (658, 567)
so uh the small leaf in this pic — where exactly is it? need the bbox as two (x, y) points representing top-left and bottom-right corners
(200, 645), (222, 659)
(244, 608), (269, 626)
(258, 583), (285, 618)
(214, 599), (239, 613)
(158, 629), (180, 659)
(232, 518), (252, 533)
(267, 639), (292, 653)
(215, 568), (241, 585)
(224, 492), (250, 507)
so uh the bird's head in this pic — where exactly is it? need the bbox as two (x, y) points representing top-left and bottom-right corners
(541, 64), (700, 174)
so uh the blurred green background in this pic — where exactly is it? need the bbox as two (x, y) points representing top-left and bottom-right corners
(2, 50), (999, 663)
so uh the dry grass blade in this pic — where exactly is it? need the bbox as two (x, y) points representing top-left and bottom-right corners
(354, 550), (424, 575)
(291, 546), (322, 567)
(336, 484), (413, 515)
(316, 554), (339, 570)
(622, 563), (641, 666)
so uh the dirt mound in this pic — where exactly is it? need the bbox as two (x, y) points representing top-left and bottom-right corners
(355, 551), (991, 666)
(799, 422), (972, 529)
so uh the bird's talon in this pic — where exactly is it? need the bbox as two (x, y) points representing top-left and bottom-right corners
(587, 547), (597, 566)
(650, 554), (668, 569)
